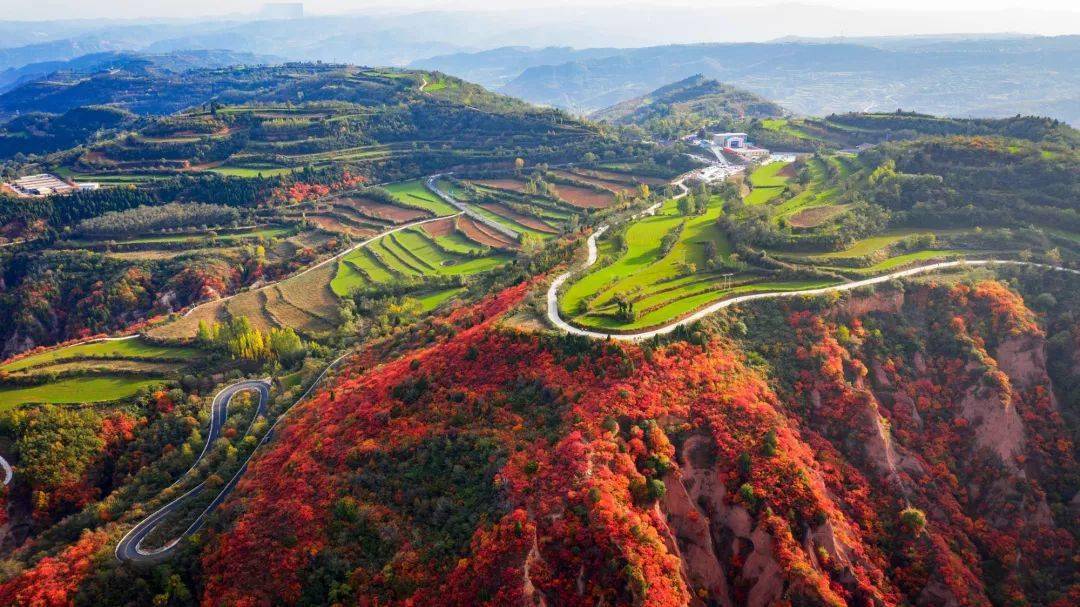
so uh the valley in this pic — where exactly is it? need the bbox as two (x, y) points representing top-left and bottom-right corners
(0, 45), (1076, 607)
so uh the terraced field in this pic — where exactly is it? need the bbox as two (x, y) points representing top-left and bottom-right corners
(0, 337), (200, 407)
(330, 221), (511, 309)
(384, 180), (458, 216)
(560, 193), (742, 330)
(147, 179), (519, 339)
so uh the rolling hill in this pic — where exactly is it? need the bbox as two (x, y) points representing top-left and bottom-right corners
(5, 63), (614, 174)
(591, 74), (786, 138)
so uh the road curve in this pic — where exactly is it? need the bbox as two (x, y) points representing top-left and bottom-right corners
(426, 175), (520, 240)
(547, 176), (1078, 341)
(0, 455), (11, 485)
(116, 379), (270, 563)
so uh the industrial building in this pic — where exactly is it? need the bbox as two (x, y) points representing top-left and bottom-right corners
(4, 174), (98, 197)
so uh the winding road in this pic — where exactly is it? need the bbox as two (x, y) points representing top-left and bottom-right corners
(546, 175), (1079, 341)
(426, 174), (520, 239)
(115, 379), (270, 563)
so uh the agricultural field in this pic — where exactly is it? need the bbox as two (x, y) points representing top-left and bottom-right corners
(149, 180), (519, 340)
(330, 219), (512, 310)
(383, 180), (458, 216)
(0, 337), (200, 407)
(46, 65), (602, 184)
(559, 193), (744, 331)
(555, 148), (1055, 333)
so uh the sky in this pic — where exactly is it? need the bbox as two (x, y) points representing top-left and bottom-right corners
(7, 0), (1079, 21)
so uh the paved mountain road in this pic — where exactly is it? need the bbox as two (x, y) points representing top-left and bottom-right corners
(546, 174), (1079, 341)
(115, 379), (270, 563)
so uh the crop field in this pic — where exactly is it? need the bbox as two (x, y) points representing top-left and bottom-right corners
(0, 378), (169, 408)
(556, 168), (667, 189)
(63, 226), (295, 249)
(145, 180), (510, 341)
(330, 226), (510, 298)
(383, 180), (458, 216)
(550, 183), (616, 208)
(0, 337), (200, 407)
(470, 176), (618, 211)
(210, 166), (296, 177)
(456, 216), (518, 249)
(787, 204), (852, 228)
(333, 195), (431, 223)
(1, 338), (198, 372)
(807, 230), (940, 259)
(560, 194), (740, 330)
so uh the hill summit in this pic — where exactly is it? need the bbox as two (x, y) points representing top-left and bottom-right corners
(592, 74), (785, 138)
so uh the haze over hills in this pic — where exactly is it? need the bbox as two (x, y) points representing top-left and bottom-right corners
(416, 37), (1080, 123)
(0, 49), (280, 95)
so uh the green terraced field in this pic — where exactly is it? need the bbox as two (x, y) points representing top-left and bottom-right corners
(330, 229), (510, 297)
(2, 338), (199, 372)
(383, 180), (457, 216)
(0, 377), (168, 408)
(806, 230), (942, 259)
(748, 161), (792, 188)
(560, 194), (738, 330)
(210, 166), (297, 177)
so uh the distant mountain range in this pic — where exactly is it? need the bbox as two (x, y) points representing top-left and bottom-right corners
(414, 37), (1080, 124)
(0, 49), (279, 94)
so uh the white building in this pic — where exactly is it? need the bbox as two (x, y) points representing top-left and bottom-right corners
(5, 174), (99, 197)
(9, 174), (74, 196)
(712, 132), (748, 149)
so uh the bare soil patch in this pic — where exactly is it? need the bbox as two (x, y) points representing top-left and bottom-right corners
(335, 196), (428, 223)
(787, 204), (850, 228)
(478, 203), (557, 233)
(569, 168), (666, 187)
(457, 217), (517, 249)
(551, 184), (616, 209)
(473, 179), (528, 193)
(307, 214), (377, 238)
(421, 217), (455, 237)
(777, 163), (798, 178)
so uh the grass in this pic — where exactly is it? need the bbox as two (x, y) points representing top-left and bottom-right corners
(429, 229), (490, 256)
(748, 161), (792, 188)
(862, 250), (964, 271)
(2, 338), (199, 372)
(744, 161), (792, 205)
(383, 180), (457, 216)
(0, 377), (168, 408)
(622, 279), (836, 331)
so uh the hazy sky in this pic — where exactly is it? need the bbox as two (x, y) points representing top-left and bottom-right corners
(10, 0), (1080, 21)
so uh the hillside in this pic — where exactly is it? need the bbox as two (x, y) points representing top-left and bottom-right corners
(0, 105), (141, 158)
(4, 63), (611, 174)
(16, 271), (1068, 606)
(591, 75), (786, 138)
